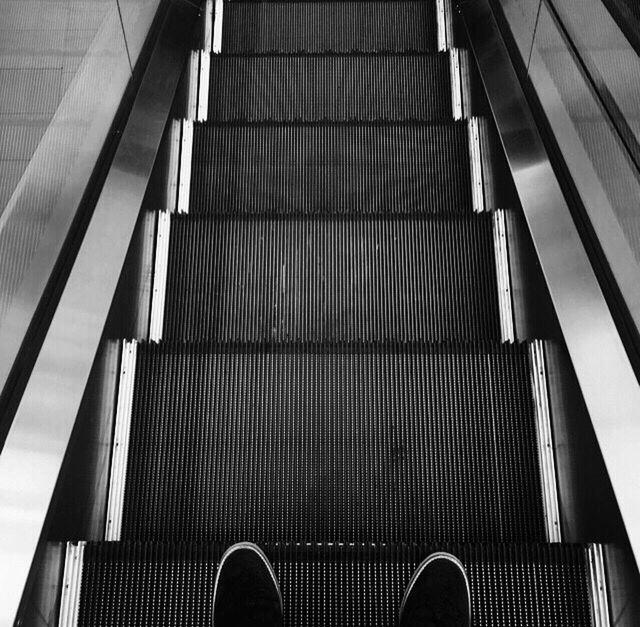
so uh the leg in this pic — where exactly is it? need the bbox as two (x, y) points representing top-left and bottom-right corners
(212, 542), (283, 627)
(399, 552), (471, 627)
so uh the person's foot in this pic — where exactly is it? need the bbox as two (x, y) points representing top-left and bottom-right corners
(399, 552), (471, 626)
(212, 542), (283, 627)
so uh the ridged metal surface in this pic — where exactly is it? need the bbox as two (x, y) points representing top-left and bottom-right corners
(207, 54), (452, 122)
(0, 0), (112, 219)
(614, 0), (640, 22)
(121, 342), (544, 542)
(50, 2), (608, 623)
(77, 541), (592, 626)
(163, 214), (501, 341)
(189, 122), (472, 214)
(222, 1), (437, 53)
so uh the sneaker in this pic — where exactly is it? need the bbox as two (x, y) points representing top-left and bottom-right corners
(212, 542), (283, 627)
(399, 551), (471, 627)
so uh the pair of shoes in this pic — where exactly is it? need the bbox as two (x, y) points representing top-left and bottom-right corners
(212, 543), (471, 627)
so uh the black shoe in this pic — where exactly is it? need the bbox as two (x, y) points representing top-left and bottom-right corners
(399, 552), (471, 627)
(212, 542), (283, 627)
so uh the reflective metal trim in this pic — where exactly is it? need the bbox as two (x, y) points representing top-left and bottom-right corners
(436, 0), (447, 52)
(450, 49), (463, 120)
(213, 0), (224, 54)
(149, 212), (171, 342)
(198, 51), (211, 122)
(477, 117), (496, 210)
(203, 0), (214, 52)
(186, 51), (199, 120)
(436, 0), (453, 52)
(459, 49), (472, 120)
(177, 119), (194, 214)
(165, 120), (181, 212)
(468, 117), (485, 212)
(463, 0), (640, 565)
(529, 340), (561, 542)
(493, 210), (515, 343)
(57, 542), (85, 627)
(105, 340), (137, 541)
(588, 544), (611, 627)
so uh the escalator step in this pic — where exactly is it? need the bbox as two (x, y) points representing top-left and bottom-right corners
(222, 1), (438, 53)
(189, 122), (473, 214)
(122, 343), (545, 542)
(78, 542), (593, 626)
(207, 54), (452, 122)
(163, 214), (501, 341)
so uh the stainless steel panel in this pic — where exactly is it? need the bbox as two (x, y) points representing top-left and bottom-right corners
(19, 541), (65, 627)
(47, 340), (121, 543)
(550, 0), (640, 149)
(0, 0), (161, 441)
(213, 0), (223, 54)
(105, 341), (137, 541)
(0, 3), (132, 412)
(117, 0), (162, 67)
(529, 340), (561, 543)
(0, 1), (113, 220)
(462, 1), (640, 621)
(528, 4), (640, 344)
(588, 544), (612, 627)
(495, 0), (640, 353)
(0, 1), (200, 622)
(57, 542), (85, 627)
(496, 0), (542, 66)
(0, 69), (62, 114)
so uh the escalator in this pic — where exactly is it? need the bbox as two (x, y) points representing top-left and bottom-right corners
(55, 1), (608, 624)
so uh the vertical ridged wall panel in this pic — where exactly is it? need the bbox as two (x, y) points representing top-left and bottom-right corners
(78, 542), (593, 626)
(222, 1), (438, 53)
(207, 54), (452, 122)
(121, 343), (545, 543)
(163, 214), (501, 341)
(189, 123), (473, 214)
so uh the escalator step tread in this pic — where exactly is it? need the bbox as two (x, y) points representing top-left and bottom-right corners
(207, 54), (452, 122)
(189, 122), (473, 214)
(122, 343), (545, 543)
(163, 214), (501, 341)
(78, 541), (593, 626)
(222, 0), (437, 54)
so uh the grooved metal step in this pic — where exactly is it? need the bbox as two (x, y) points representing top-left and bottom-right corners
(75, 541), (593, 626)
(205, 53), (453, 122)
(118, 342), (545, 543)
(222, 1), (438, 53)
(189, 122), (473, 214)
(162, 213), (502, 341)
